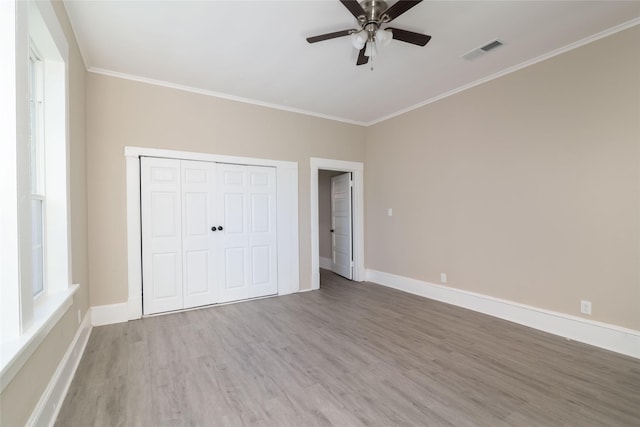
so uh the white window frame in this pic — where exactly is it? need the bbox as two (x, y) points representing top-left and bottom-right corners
(29, 44), (47, 299)
(0, 0), (77, 393)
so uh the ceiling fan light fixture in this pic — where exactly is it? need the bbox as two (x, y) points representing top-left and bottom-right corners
(364, 40), (377, 58)
(351, 30), (368, 50)
(376, 28), (392, 47)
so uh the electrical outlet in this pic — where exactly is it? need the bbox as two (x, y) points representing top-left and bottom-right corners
(387, 208), (393, 217)
(440, 273), (447, 284)
(580, 300), (592, 315)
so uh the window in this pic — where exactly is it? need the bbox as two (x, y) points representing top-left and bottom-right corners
(1, 0), (76, 387)
(29, 46), (46, 297)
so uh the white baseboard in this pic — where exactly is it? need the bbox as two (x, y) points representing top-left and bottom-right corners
(366, 269), (640, 359)
(27, 311), (92, 427)
(319, 256), (332, 270)
(91, 302), (129, 326)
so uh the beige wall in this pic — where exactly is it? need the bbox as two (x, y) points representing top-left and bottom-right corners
(0, 1), (89, 425)
(365, 26), (640, 330)
(86, 74), (366, 305)
(318, 170), (345, 259)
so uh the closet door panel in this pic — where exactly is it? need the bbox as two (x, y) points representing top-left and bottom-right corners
(182, 160), (218, 308)
(217, 164), (250, 302)
(141, 157), (183, 315)
(224, 247), (246, 288)
(247, 166), (278, 297)
(251, 245), (271, 286)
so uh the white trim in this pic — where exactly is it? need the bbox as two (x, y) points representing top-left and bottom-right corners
(0, 284), (79, 392)
(310, 158), (365, 291)
(0, 0), (22, 342)
(124, 146), (300, 320)
(124, 146), (297, 170)
(366, 269), (640, 359)
(91, 302), (129, 327)
(32, 0), (68, 62)
(319, 256), (332, 270)
(89, 68), (366, 127)
(26, 311), (91, 427)
(125, 154), (142, 320)
(368, 18), (640, 126)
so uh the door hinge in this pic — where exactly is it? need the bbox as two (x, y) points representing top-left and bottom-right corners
(350, 260), (354, 267)
(349, 180), (353, 187)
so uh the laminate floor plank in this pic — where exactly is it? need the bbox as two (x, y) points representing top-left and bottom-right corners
(56, 270), (640, 426)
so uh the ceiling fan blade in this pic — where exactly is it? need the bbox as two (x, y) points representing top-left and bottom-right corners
(306, 29), (354, 43)
(356, 46), (369, 65)
(382, 0), (423, 22)
(387, 27), (431, 46)
(340, 0), (366, 20)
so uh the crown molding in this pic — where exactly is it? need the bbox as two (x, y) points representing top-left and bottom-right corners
(84, 18), (639, 127)
(87, 67), (367, 127)
(366, 17), (640, 126)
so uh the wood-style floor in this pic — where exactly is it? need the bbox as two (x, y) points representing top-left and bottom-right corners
(56, 270), (640, 426)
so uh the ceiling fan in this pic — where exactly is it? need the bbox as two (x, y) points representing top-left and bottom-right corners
(306, 0), (431, 66)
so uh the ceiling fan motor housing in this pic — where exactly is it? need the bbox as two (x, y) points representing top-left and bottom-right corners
(361, 0), (388, 23)
(360, 0), (388, 39)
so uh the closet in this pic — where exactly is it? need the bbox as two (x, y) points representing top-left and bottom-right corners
(140, 157), (277, 315)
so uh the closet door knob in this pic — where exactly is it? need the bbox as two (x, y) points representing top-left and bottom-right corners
(211, 227), (217, 232)
(217, 226), (224, 231)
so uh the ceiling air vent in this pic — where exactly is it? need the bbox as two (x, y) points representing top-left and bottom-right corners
(462, 39), (504, 61)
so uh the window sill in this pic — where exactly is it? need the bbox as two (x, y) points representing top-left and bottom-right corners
(0, 284), (79, 392)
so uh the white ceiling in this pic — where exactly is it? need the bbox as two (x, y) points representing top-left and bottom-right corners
(64, 1), (640, 125)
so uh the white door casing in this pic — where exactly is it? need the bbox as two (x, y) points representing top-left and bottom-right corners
(310, 157), (364, 291)
(181, 160), (218, 309)
(331, 173), (353, 280)
(141, 157), (183, 314)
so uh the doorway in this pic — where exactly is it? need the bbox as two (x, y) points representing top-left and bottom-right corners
(318, 170), (353, 279)
(310, 158), (364, 290)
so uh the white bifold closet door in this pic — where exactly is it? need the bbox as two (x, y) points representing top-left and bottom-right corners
(181, 161), (218, 309)
(217, 164), (278, 303)
(141, 157), (277, 315)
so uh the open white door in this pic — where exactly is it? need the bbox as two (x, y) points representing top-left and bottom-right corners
(331, 173), (353, 280)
